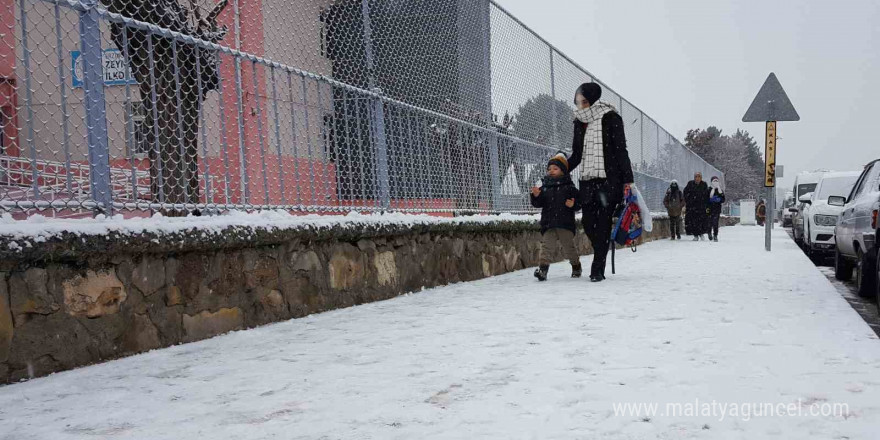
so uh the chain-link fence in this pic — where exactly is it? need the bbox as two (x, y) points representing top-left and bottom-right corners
(1, 0), (722, 218)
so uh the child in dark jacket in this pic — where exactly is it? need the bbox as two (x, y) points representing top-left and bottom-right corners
(530, 153), (581, 281)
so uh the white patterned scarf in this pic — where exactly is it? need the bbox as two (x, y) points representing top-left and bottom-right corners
(710, 180), (723, 198)
(573, 101), (616, 179)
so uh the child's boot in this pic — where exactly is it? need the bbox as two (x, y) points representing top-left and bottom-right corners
(571, 263), (582, 278)
(534, 265), (549, 281)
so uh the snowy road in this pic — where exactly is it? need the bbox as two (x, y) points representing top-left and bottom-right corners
(784, 228), (880, 337)
(1, 226), (879, 439)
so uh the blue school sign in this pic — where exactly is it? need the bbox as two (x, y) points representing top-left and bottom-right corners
(71, 49), (138, 88)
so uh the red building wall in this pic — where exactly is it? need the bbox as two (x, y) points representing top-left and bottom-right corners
(1, 1), (451, 214)
(1, 0), (19, 156)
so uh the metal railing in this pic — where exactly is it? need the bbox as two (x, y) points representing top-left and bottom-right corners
(1, 0), (722, 217)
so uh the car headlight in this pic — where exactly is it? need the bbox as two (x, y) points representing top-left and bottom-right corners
(814, 214), (838, 226)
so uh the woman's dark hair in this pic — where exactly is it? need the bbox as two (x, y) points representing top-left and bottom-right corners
(574, 83), (602, 106)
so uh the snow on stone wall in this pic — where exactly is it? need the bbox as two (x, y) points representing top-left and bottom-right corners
(0, 211), (714, 383)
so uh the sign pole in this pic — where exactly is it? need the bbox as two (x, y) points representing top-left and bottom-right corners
(764, 121), (777, 251)
(743, 72), (798, 252)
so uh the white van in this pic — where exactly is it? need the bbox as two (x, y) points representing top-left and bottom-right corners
(791, 170), (829, 245)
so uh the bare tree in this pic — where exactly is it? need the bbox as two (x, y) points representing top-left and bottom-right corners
(106, 0), (229, 215)
(686, 126), (764, 200)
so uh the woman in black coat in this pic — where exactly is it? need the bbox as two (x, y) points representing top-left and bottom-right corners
(684, 172), (710, 240)
(567, 83), (635, 282)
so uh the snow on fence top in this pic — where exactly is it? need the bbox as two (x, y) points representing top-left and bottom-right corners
(0, 211), (535, 258)
(0, 210), (670, 261)
(0, 211), (538, 242)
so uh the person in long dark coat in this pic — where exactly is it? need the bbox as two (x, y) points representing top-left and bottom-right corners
(663, 180), (684, 240)
(566, 83), (635, 282)
(684, 172), (710, 240)
(707, 176), (726, 241)
(756, 199), (767, 226)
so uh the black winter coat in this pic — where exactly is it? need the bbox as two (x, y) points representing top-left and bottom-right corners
(684, 180), (711, 235)
(684, 181), (710, 211)
(567, 112), (635, 205)
(531, 175), (580, 234)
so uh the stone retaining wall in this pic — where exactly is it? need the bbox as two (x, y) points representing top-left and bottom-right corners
(0, 215), (737, 383)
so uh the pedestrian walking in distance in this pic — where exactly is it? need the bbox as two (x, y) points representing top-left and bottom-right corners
(684, 172), (710, 241)
(707, 176), (725, 242)
(756, 199), (767, 226)
(531, 153), (582, 281)
(663, 180), (684, 240)
(566, 83), (635, 282)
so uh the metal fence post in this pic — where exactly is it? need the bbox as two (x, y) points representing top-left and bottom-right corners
(549, 48), (558, 149)
(483, 0), (501, 212)
(488, 132), (502, 211)
(638, 112), (643, 171)
(656, 123), (661, 178)
(370, 93), (391, 209)
(18, 0), (39, 202)
(79, 0), (112, 214)
(361, 0), (390, 209)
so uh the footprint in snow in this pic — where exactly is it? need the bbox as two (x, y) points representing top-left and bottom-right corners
(426, 384), (463, 408)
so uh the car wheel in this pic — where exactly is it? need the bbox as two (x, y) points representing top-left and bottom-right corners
(876, 246), (880, 314)
(835, 247), (853, 281)
(804, 235), (814, 259)
(804, 226), (812, 253)
(855, 248), (877, 299)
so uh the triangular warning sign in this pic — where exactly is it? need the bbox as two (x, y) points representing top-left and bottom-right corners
(742, 73), (800, 122)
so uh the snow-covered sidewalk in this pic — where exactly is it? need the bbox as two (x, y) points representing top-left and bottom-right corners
(1, 226), (879, 439)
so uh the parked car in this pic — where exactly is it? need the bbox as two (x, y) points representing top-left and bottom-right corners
(792, 171), (827, 245)
(781, 192), (795, 227)
(833, 159), (880, 304)
(801, 171), (861, 259)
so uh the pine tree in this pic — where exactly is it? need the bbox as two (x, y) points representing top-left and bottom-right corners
(512, 94), (573, 149)
(684, 126), (724, 164)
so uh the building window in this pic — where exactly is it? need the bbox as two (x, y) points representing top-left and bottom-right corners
(125, 100), (149, 157)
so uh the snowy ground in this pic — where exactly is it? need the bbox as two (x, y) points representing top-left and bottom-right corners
(1, 226), (879, 439)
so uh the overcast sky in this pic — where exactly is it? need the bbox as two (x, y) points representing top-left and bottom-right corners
(494, 0), (880, 191)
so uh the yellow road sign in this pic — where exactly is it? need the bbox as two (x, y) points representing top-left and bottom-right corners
(765, 121), (777, 187)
